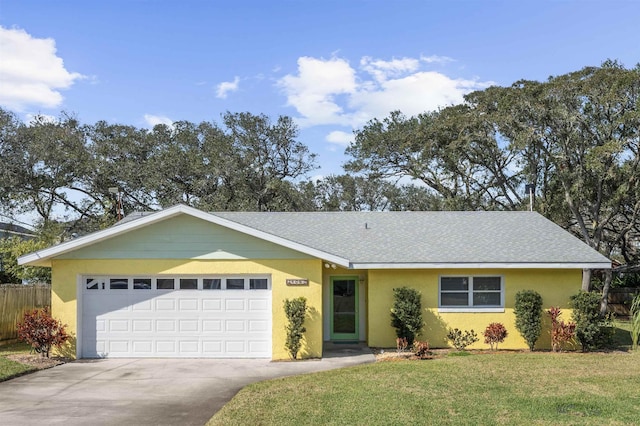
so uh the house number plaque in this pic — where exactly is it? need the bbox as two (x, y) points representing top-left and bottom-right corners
(286, 278), (309, 286)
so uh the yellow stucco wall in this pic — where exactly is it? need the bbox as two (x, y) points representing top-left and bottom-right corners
(367, 268), (581, 350)
(50, 258), (323, 360)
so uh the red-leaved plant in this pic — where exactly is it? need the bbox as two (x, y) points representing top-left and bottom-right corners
(16, 308), (70, 358)
(396, 337), (408, 353)
(412, 340), (431, 359)
(483, 323), (508, 351)
(547, 306), (576, 352)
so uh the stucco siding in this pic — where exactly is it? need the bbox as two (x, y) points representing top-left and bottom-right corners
(57, 215), (314, 260)
(367, 268), (581, 350)
(50, 258), (323, 360)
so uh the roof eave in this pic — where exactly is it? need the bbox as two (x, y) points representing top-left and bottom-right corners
(349, 262), (612, 270)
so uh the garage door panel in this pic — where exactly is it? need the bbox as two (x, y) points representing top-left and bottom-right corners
(225, 341), (245, 353)
(82, 276), (271, 358)
(155, 299), (176, 311)
(109, 340), (129, 353)
(225, 299), (245, 311)
(156, 341), (177, 354)
(202, 319), (222, 332)
(179, 341), (199, 353)
(248, 341), (270, 354)
(109, 319), (129, 332)
(132, 341), (153, 354)
(248, 320), (269, 332)
(179, 299), (199, 310)
(248, 299), (269, 311)
(133, 320), (152, 332)
(202, 341), (223, 354)
(156, 320), (176, 332)
(202, 299), (222, 311)
(179, 320), (199, 332)
(225, 320), (245, 332)
(132, 300), (153, 311)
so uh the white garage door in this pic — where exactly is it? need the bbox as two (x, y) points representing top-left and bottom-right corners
(81, 276), (271, 358)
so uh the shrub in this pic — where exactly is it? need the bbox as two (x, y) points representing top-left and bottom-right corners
(632, 293), (640, 350)
(16, 308), (69, 358)
(514, 290), (543, 351)
(390, 287), (424, 346)
(412, 340), (431, 359)
(570, 291), (613, 351)
(483, 323), (508, 351)
(396, 337), (408, 353)
(283, 297), (307, 359)
(547, 306), (576, 352)
(446, 328), (478, 351)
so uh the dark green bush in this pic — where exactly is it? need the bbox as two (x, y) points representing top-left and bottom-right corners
(284, 297), (307, 359)
(390, 287), (424, 346)
(570, 291), (613, 351)
(514, 290), (543, 351)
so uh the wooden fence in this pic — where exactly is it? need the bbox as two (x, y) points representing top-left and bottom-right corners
(608, 287), (640, 317)
(0, 284), (51, 344)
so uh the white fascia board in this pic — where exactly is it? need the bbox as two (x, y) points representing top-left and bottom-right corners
(349, 262), (612, 270)
(18, 204), (350, 268)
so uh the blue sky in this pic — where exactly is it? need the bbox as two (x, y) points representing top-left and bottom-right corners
(1, 0), (639, 177)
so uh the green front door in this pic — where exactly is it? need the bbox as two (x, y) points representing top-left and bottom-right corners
(330, 276), (359, 341)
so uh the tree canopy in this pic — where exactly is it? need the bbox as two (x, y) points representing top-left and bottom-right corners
(1, 61), (638, 286)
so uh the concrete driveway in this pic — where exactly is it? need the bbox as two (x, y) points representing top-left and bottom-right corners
(0, 347), (374, 426)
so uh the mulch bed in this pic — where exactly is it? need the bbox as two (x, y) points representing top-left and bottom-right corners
(371, 347), (631, 361)
(6, 353), (70, 370)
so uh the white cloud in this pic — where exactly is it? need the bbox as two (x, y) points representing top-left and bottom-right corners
(360, 56), (420, 83)
(216, 76), (240, 99)
(143, 114), (174, 128)
(0, 26), (85, 111)
(420, 54), (454, 64)
(326, 130), (353, 147)
(278, 56), (357, 127)
(351, 71), (492, 121)
(277, 54), (493, 146)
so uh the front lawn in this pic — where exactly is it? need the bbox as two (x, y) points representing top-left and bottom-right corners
(209, 351), (640, 425)
(0, 343), (36, 381)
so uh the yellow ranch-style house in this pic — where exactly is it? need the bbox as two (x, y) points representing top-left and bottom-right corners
(19, 204), (610, 359)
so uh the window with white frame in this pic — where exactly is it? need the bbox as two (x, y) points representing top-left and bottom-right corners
(439, 276), (503, 311)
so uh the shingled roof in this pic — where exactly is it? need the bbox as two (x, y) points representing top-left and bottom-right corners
(214, 211), (610, 268)
(19, 205), (611, 269)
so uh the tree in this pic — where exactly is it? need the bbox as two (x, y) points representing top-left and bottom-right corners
(218, 112), (317, 211)
(481, 61), (640, 308)
(345, 61), (640, 310)
(345, 106), (526, 211)
(87, 121), (159, 215)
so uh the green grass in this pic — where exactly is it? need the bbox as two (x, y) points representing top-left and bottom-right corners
(612, 319), (633, 348)
(0, 342), (36, 381)
(209, 351), (640, 426)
